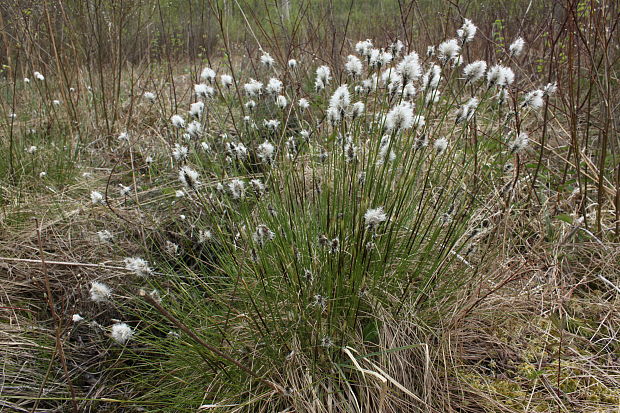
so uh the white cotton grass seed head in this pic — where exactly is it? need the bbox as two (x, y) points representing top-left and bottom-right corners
(243, 79), (263, 97)
(522, 89), (545, 109)
(111, 322), (133, 344)
(351, 101), (365, 118)
(266, 78), (283, 95)
(390, 39), (405, 56)
(26, 145), (37, 154)
(403, 83), (417, 101)
(171, 115), (185, 128)
(252, 224), (275, 247)
(455, 97), (479, 124)
(437, 39), (460, 62)
(72, 314), (84, 322)
(124, 257), (152, 277)
(276, 95), (288, 109)
(288, 59), (298, 68)
(200, 67), (216, 83)
(510, 132), (529, 154)
(264, 119), (280, 130)
(220, 74), (233, 88)
(34, 71), (45, 81)
(172, 144), (189, 161)
(198, 229), (212, 243)
(119, 184), (132, 196)
(260, 52), (275, 67)
(509, 37), (525, 57)
(228, 178), (246, 199)
(328, 85), (351, 118)
(179, 166), (200, 189)
(186, 121), (202, 138)
(90, 191), (104, 205)
(316, 65), (331, 85)
(434, 137), (448, 154)
(385, 102), (414, 132)
(257, 141), (275, 163)
(543, 82), (557, 96)
(90, 281), (111, 302)
(355, 39), (373, 57)
(189, 101), (204, 118)
(143, 91), (156, 102)
(422, 65), (441, 90)
(457, 19), (477, 43)
(487, 65), (515, 87)
(463, 60), (487, 83)
(97, 230), (113, 242)
(345, 55), (363, 77)
(194, 83), (214, 99)
(298, 98), (310, 111)
(397, 52), (422, 84)
(364, 207), (387, 229)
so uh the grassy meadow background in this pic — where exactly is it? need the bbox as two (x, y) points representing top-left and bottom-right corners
(1, 0), (619, 412)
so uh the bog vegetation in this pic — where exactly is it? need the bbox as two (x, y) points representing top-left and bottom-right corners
(1, 1), (619, 412)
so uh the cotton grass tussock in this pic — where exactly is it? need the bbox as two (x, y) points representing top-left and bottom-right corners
(12, 15), (600, 413)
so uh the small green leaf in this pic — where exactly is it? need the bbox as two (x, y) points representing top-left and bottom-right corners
(555, 214), (573, 224)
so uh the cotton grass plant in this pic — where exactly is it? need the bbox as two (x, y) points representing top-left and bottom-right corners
(78, 17), (564, 411)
